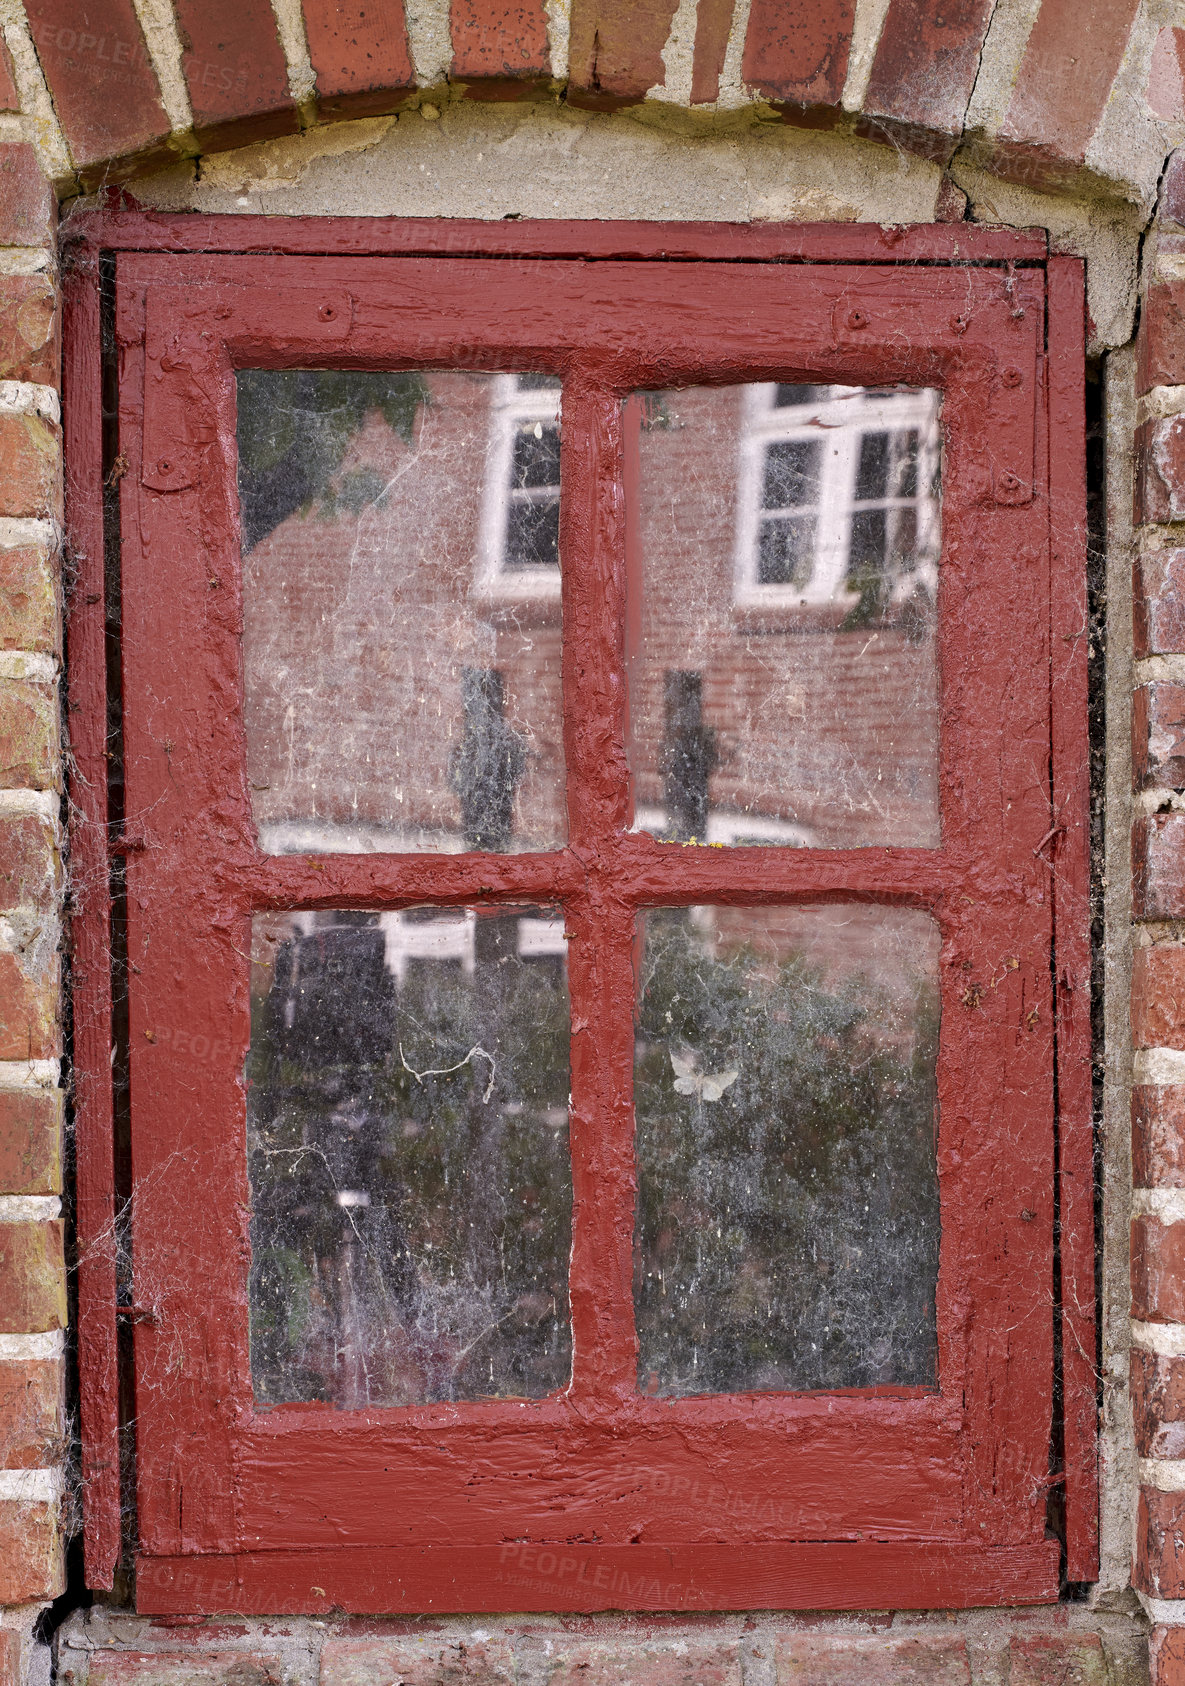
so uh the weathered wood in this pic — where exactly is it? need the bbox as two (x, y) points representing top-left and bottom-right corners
(73, 235), (1081, 1610)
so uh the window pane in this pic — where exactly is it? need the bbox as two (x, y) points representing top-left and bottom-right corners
(634, 905), (940, 1396)
(506, 497), (561, 569)
(247, 906), (572, 1408)
(512, 424), (561, 490)
(238, 370), (565, 856)
(762, 438), (821, 509)
(627, 384), (941, 848)
(757, 514), (816, 586)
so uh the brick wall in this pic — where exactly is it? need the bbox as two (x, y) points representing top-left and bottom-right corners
(1129, 145), (1185, 1684)
(0, 131), (65, 1685)
(0, 0), (1182, 1683)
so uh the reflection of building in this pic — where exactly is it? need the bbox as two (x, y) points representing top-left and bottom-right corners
(241, 371), (941, 857)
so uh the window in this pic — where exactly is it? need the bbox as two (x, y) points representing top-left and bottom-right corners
(478, 373), (563, 595)
(734, 383), (940, 609)
(67, 220), (1094, 1612)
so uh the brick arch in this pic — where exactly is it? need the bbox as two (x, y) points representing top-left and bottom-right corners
(0, 0), (1168, 195)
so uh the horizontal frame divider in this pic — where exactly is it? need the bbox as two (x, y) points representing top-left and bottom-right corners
(134, 1541), (1060, 1614)
(247, 845), (971, 910)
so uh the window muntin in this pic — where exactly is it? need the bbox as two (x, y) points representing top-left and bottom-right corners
(734, 384), (940, 609)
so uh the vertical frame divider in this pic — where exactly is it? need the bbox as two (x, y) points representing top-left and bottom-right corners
(63, 243), (121, 1588)
(560, 372), (638, 1400)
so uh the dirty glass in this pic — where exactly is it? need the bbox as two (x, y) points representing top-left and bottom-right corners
(238, 371), (565, 855)
(626, 384), (941, 848)
(634, 904), (940, 1395)
(246, 905), (572, 1407)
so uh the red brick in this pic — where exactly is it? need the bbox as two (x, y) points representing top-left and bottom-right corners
(862, 0), (993, 140)
(1136, 683), (1185, 789)
(0, 544), (57, 654)
(1001, 0), (1140, 167)
(1136, 547), (1185, 657)
(23, 0), (170, 172)
(0, 275), (58, 387)
(0, 810), (59, 914)
(0, 1087), (61, 1195)
(0, 947), (58, 1061)
(0, 1498), (62, 1602)
(1164, 147), (1185, 229)
(1133, 945), (1185, 1049)
(1009, 1637), (1107, 1686)
(1150, 33), (1185, 125)
(777, 1635), (969, 1686)
(173, 0), (298, 143)
(547, 1642), (739, 1686)
(1138, 1485), (1185, 1597)
(0, 679), (58, 789)
(1138, 415), (1185, 526)
(0, 37), (18, 111)
(568, 0), (682, 106)
(0, 1356), (62, 1466)
(0, 146), (55, 247)
(1133, 1346), (1185, 1458)
(741, 0), (854, 110)
(0, 414), (61, 521)
(1151, 1627), (1185, 1686)
(88, 1655), (285, 1686)
(322, 1636), (515, 1686)
(1135, 814), (1185, 920)
(690, 0), (733, 104)
(1134, 1087), (1185, 1188)
(0, 1628), (19, 1686)
(301, 1), (414, 118)
(451, 0), (549, 84)
(1133, 1216), (1185, 1322)
(0, 1220), (65, 1332)
(1139, 282), (1185, 392)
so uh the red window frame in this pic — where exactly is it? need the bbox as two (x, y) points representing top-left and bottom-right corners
(63, 215), (1095, 1614)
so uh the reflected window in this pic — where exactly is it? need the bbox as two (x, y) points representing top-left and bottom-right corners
(735, 384), (940, 609)
(478, 374), (563, 594)
(628, 383), (941, 849)
(239, 369), (566, 857)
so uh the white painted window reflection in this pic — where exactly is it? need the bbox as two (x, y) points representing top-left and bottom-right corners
(478, 374), (562, 597)
(734, 384), (941, 607)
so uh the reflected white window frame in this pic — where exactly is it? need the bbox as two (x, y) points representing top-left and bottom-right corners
(732, 384), (941, 608)
(476, 374), (562, 600)
(631, 805), (816, 848)
(375, 909), (567, 985)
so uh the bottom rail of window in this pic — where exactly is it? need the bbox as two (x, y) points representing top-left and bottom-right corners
(135, 1541), (1060, 1614)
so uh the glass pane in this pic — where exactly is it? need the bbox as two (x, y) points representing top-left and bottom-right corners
(634, 904), (940, 1396)
(627, 383), (941, 848)
(238, 370), (565, 855)
(247, 906), (572, 1407)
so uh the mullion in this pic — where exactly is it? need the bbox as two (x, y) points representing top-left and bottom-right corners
(559, 373), (629, 848)
(557, 372), (639, 1399)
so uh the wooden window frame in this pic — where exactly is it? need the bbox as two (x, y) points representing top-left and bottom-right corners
(63, 213), (1095, 1614)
